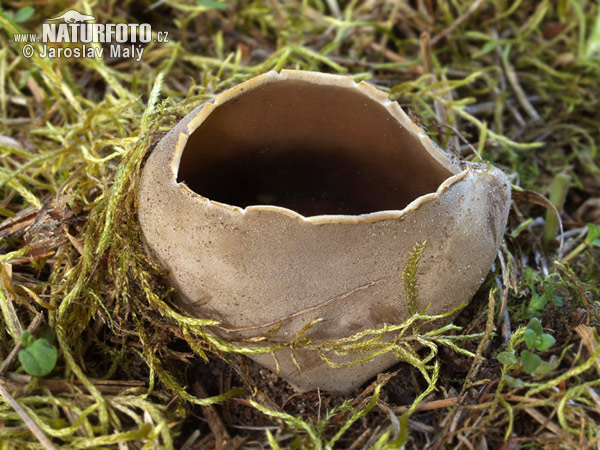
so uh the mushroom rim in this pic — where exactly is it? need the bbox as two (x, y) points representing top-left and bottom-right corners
(162, 69), (474, 225)
(174, 167), (472, 225)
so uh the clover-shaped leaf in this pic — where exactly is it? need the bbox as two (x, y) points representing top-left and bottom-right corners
(536, 333), (555, 352)
(18, 334), (57, 377)
(524, 328), (537, 350)
(497, 351), (518, 367)
(504, 375), (525, 389)
(14, 6), (34, 22)
(527, 317), (543, 335)
(532, 360), (555, 375)
(520, 350), (541, 374)
(20, 330), (35, 347)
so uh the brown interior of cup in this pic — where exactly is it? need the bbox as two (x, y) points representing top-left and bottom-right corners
(177, 80), (456, 216)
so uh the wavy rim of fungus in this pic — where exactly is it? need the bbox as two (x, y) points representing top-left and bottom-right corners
(168, 69), (474, 225)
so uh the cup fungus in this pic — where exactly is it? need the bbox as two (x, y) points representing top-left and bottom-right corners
(138, 70), (511, 392)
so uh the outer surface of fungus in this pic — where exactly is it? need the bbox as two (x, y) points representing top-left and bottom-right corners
(138, 70), (511, 392)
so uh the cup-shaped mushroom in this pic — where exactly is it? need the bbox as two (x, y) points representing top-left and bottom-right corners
(138, 70), (511, 393)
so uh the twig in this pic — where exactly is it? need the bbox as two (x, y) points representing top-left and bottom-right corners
(0, 381), (58, 450)
(457, 434), (475, 450)
(431, 0), (486, 45)
(393, 396), (461, 414)
(419, 32), (433, 75)
(361, 425), (382, 450)
(575, 325), (600, 375)
(380, 403), (400, 439)
(584, 386), (600, 414)
(523, 407), (570, 441)
(347, 427), (372, 450)
(496, 251), (509, 320)
(324, 0), (341, 19)
(193, 382), (231, 450)
(392, 393), (543, 414)
(180, 429), (201, 450)
(62, 406), (89, 438)
(4, 372), (145, 395)
(502, 49), (540, 122)
(0, 208), (37, 237)
(502, 308), (511, 345)
(408, 419), (434, 433)
(0, 264), (23, 341)
(440, 123), (482, 160)
(10, 251), (55, 265)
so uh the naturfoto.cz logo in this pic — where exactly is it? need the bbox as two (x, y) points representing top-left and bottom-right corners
(13, 9), (169, 61)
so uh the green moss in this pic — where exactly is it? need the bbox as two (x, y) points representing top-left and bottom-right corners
(401, 241), (428, 315)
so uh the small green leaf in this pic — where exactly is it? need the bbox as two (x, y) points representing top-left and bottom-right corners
(18, 338), (57, 377)
(196, 0), (228, 10)
(504, 375), (525, 388)
(533, 360), (555, 375)
(473, 41), (499, 59)
(521, 350), (541, 374)
(464, 31), (496, 41)
(527, 294), (547, 316)
(14, 6), (34, 22)
(497, 351), (518, 367)
(20, 331), (35, 347)
(536, 333), (555, 351)
(585, 224), (600, 245)
(527, 317), (543, 335)
(524, 328), (537, 350)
